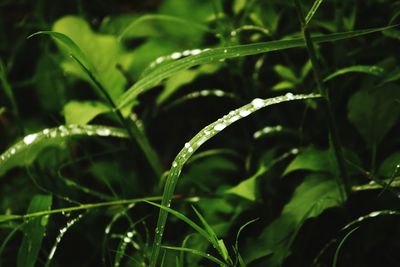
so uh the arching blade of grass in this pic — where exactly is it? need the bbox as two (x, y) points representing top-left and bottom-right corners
(305, 0), (324, 26)
(45, 213), (84, 267)
(324, 65), (385, 82)
(118, 14), (211, 41)
(342, 210), (400, 231)
(117, 25), (397, 109)
(144, 201), (218, 249)
(332, 227), (359, 267)
(192, 206), (231, 263)
(149, 93), (322, 266)
(0, 125), (128, 177)
(28, 31), (92, 71)
(17, 194), (52, 267)
(162, 246), (228, 267)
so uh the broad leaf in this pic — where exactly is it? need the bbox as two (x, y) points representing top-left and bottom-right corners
(17, 194), (52, 267)
(348, 84), (400, 147)
(63, 100), (110, 125)
(243, 175), (343, 266)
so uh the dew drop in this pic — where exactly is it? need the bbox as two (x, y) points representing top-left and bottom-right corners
(171, 52), (182, 59)
(204, 130), (211, 136)
(183, 50), (191, 56)
(251, 98), (265, 108)
(156, 57), (164, 64)
(191, 49), (202, 55)
(223, 49), (227, 53)
(214, 123), (226, 131)
(188, 147), (193, 153)
(127, 232), (134, 238)
(214, 90), (224, 97)
(239, 110), (251, 117)
(124, 237), (131, 243)
(10, 148), (16, 155)
(184, 143), (190, 148)
(172, 161), (178, 168)
(229, 115), (240, 123)
(285, 92), (294, 100)
(96, 128), (111, 136)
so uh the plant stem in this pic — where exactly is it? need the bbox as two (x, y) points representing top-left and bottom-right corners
(294, 0), (350, 198)
(71, 55), (163, 179)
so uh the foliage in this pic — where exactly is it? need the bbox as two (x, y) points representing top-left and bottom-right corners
(0, 0), (399, 266)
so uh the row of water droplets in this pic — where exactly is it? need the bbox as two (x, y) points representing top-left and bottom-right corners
(0, 124), (128, 164)
(342, 210), (400, 231)
(147, 48), (211, 71)
(153, 93), (320, 256)
(47, 213), (84, 262)
(253, 125), (284, 139)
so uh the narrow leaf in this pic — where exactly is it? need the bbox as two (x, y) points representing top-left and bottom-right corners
(149, 93), (321, 266)
(118, 25), (396, 109)
(324, 65), (384, 82)
(0, 125), (128, 177)
(162, 246), (228, 267)
(17, 195), (52, 267)
(305, 0), (324, 25)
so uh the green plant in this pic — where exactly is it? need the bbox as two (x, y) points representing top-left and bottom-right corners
(1, 0), (400, 266)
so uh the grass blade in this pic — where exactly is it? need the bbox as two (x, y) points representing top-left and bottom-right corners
(144, 201), (214, 245)
(305, 0), (324, 25)
(0, 124), (128, 177)
(17, 194), (52, 267)
(324, 65), (385, 82)
(117, 25), (397, 109)
(149, 93), (321, 266)
(28, 31), (92, 71)
(162, 246), (228, 267)
(332, 227), (359, 267)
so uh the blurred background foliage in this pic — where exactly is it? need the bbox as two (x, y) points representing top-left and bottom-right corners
(0, 0), (400, 266)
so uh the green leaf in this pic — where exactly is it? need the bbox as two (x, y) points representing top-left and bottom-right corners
(17, 194), (52, 267)
(0, 58), (18, 117)
(274, 64), (299, 83)
(0, 125), (128, 177)
(118, 25), (395, 109)
(0, 214), (21, 223)
(150, 93), (321, 266)
(244, 175), (343, 266)
(305, 0), (324, 25)
(157, 64), (220, 104)
(284, 146), (332, 175)
(348, 84), (400, 147)
(225, 169), (263, 201)
(63, 100), (110, 125)
(378, 152), (400, 178)
(162, 246), (228, 267)
(324, 65), (384, 82)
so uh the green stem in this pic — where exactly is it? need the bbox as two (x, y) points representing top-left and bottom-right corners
(3, 196), (163, 222)
(294, 0), (350, 198)
(71, 55), (163, 178)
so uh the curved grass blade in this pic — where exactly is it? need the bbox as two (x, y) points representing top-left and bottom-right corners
(162, 246), (228, 267)
(332, 227), (359, 267)
(0, 124), (128, 177)
(342, 210), (400, 231)
(149, 93), (322, 266)
(117, 25), (397, 109)
(192, 206), (231, 263)
(45, 213), (84, 267)
(17, 194), (52, 267)
(118, 14), (210, 41)
(324, 65), (384, 82)
(305, 0), (324, 26)
(144, 201), (215, 246)
(28, 31), (92, 71)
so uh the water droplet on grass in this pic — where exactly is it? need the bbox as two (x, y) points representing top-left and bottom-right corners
(251, 98), (264, 108)
(23, 134), (38, 145)
(239, 110), (251, 117)
(214, 123), (226, 131)
(171, 52), (182, 59)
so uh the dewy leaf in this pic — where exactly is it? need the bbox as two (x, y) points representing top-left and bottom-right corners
(348, 84), (400, 147)
(17, 194), (52, 267)
(0, 125), (128, 177)
(243, 175), (343, 266)
(118, 25), (396, 109)
(63, 100), (111, 125)
(149, 93), (321, 266)
(324, 65), (385, 82)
